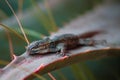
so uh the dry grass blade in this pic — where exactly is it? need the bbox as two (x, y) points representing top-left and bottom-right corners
(5, 30), (14, 60)
(5, 0), (29, 44)
(32, 0), (57, 33)
(44, 0), (58, 31)
(18, 0), (23, 17)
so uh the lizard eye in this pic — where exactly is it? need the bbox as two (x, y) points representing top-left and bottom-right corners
(50, 42), (55, 48)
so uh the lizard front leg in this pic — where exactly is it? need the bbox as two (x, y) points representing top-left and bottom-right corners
(56, 43), (68, 56)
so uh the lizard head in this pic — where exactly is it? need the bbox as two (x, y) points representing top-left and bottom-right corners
(26, 37), (52, 55)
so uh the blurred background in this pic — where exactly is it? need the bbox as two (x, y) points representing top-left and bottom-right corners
(0, 0), (120, 80)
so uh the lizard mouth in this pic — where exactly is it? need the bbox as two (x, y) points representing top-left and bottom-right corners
(31, 46), (46, 51)
(29, 49), (49, 55)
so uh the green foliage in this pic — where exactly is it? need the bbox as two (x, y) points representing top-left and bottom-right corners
(0, 0), (101, 62)
(0, 0), (120, 80)
(0, 0), (32, 16)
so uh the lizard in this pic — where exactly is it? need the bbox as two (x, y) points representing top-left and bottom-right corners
(26, 31), (106, 56)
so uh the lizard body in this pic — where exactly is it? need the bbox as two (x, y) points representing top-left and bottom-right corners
(26, 32), (106, 55)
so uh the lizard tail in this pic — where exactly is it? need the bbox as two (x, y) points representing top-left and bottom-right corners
(79, 39), (107, 46)
(78, 30), (105, 38)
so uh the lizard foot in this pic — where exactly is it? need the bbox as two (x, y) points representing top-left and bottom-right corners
(59, 52), (70, 57)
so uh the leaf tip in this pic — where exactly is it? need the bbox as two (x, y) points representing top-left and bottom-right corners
(35, 64), (45, 73)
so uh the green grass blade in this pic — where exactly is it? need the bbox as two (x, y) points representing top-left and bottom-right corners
(16, 28), (45, 39)
(71, 64), (88, 80)
(0, 23), (25, 42)
(56, 70), (68, 80)
(79, 63), (96, 80)
(71, 63), (96, 80)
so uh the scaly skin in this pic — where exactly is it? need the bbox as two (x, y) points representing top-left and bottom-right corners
(26, 32), (106, 56)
